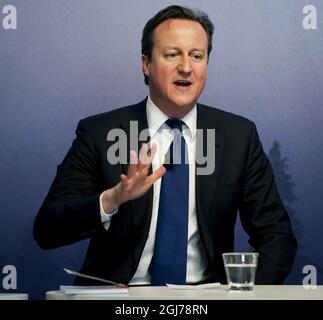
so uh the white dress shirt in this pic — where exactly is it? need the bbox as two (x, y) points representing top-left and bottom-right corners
(100, 96), (209, 284)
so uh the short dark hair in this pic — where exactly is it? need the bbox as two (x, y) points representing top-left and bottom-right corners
(141, 5), (214, 85)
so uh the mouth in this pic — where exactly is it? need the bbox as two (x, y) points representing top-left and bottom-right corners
(174, 80), (193, 88)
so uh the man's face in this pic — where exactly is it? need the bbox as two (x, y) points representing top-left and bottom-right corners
(142, 19), (208, 119)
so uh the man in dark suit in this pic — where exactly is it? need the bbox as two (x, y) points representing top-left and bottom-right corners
(34, 5), (296, 286)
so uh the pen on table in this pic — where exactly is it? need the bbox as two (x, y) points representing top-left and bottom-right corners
(63, 268), (127, 288)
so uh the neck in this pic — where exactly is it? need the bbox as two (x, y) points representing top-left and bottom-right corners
(149, 97), (195, 120)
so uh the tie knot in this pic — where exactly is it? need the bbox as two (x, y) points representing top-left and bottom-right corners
(166, 119), (185, 132)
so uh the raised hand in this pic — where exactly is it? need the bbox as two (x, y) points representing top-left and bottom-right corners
(101, 143), (166, 213)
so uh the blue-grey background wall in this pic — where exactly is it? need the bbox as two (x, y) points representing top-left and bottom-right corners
(1, 0), (322, 299)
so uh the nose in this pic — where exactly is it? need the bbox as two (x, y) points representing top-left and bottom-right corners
(177, 56), (192, 74)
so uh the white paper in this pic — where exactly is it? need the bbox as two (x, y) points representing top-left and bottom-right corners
(166, 282), (222, 290)
(60, 285), (129, 295)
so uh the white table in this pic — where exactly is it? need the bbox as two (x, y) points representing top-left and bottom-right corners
(46, 285), (323, 300)
(0, 293), (28, 300)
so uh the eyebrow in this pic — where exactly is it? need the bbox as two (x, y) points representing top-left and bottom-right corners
(162, 46), (206, 53)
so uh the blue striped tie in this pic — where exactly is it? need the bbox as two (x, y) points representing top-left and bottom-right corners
(150, 119), (189, 285)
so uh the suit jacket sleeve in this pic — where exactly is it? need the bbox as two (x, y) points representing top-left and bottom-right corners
(33, 119), (106, 249)
(239, 122), (297, 284)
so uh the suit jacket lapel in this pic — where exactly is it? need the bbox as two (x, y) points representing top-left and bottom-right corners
(196, 104), (225, 263)
(120, 98), (154, 265)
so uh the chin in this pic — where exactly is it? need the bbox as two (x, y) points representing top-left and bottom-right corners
(174, 92), (198, 104)
(172, 99), (196, 109)
(167, 102), (195, 118)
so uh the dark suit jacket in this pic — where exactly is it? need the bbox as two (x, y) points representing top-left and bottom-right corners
(33, 99), (297, 285)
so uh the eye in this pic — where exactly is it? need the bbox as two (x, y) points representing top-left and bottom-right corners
(165, 52), (178, 59)
(192, 53), (203, 61)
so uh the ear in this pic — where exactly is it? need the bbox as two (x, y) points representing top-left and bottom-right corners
(141, 55), (150, 77)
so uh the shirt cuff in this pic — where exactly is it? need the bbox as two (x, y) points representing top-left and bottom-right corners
(99, 192), (118, 230)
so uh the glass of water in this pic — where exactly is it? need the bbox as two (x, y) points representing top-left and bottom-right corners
(222, 252), (259, 291)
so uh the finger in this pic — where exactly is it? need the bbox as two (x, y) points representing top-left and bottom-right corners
(139, 143), (157, 168)
(127, 150), (139, 177)
(138, 143), (149, 167)
(120, 173), (128, 182)
(146, 166), (166, 184)
(130, 149), (139, 165)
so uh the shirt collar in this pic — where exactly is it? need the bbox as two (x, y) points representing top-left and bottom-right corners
(146, 95), (197, 140)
